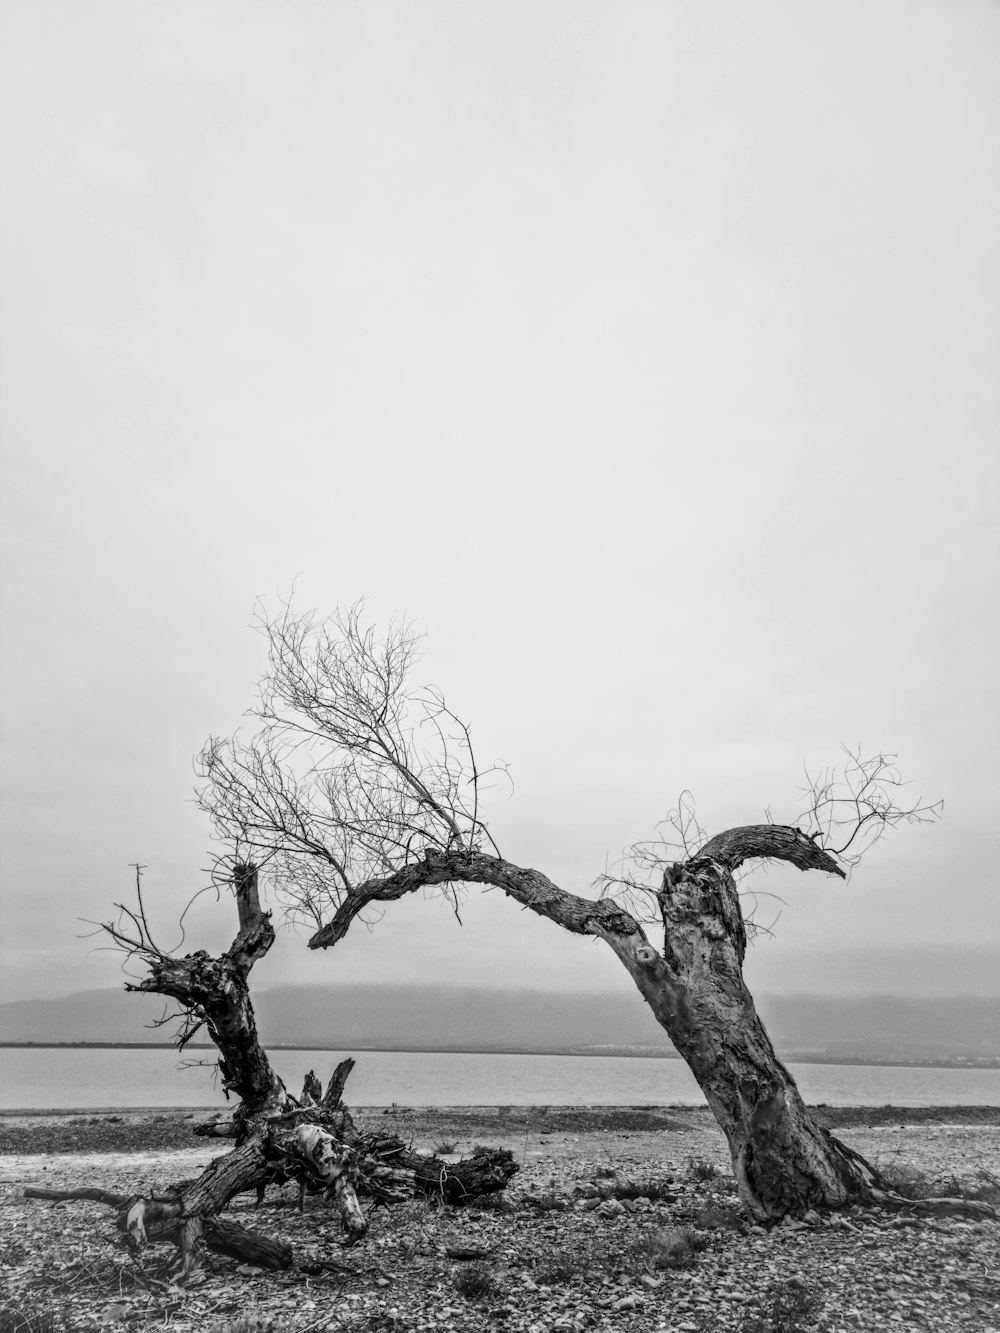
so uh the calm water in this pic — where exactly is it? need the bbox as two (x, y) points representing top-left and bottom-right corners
(1, 1047), (998, 1110)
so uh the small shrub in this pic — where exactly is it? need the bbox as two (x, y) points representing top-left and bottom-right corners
(608, 1177), (674, 1202)
(453, 1264), (500, 1301)
(535, 1261), (580, 1286)
(687, 1157), (720, 1183)
(435, 1140), (458, 1154)
(630, 1225), (707, 1272)
(737, 1279), (823, 1333)
(878, 1162), (933, 1199)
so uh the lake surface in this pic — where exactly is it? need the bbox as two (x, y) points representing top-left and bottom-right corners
(2, 1047), (998, 1110)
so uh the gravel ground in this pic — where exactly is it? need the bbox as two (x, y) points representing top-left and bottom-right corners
(1, 1106), (998, 1333)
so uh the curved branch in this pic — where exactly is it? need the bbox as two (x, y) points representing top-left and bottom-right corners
(697, 825), (846, 878)
(309, 848), (644, 949)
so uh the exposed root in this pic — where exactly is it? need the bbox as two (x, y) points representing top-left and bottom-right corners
(871, 1189), (997, 1222)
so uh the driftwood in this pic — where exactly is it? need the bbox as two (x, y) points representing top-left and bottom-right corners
(25, 866), (518, 1280)
(220, 1059), (519, 1212)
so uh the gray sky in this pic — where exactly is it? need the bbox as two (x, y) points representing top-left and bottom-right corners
(1, 0), (998, 1007)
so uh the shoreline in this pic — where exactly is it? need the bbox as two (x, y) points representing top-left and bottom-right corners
(2, 1102), (999, 1124)
(2, 1041), (996, 1070)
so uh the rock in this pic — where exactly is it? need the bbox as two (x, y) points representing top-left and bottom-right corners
(597, 1199), (626, 1217)
(613, 1295), (641, 1310)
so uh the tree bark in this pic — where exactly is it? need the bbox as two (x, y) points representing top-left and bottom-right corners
(594, 853), (880, 1220)
(307, 835), (979, 1223)
(127, 864), (289, 1119)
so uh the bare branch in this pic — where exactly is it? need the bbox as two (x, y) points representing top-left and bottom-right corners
(797, 745), (943, 875)
(196, 600), (502, 929)
(308, 847), (645, 951)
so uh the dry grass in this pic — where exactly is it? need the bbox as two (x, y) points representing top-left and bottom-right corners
(629, 1223), (707, 1272)
(735, 1278), (823, 1332)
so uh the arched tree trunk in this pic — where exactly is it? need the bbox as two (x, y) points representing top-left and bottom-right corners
(307, 831), (892, 1222)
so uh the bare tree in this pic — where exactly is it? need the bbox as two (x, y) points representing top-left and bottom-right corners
(197, 603), (985, 1225)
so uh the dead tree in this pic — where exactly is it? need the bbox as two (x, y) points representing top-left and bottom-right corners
(196, 603), (993, 1225)
(63, 863), (366, 1278)
(29, 861), (516, 1280)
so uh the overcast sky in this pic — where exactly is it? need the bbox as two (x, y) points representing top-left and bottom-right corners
(1, 0), (998, 1009)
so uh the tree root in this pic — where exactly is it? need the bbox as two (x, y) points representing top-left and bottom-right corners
(870, 1189), (997, 1222)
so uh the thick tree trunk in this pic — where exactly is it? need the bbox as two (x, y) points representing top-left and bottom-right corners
(595, 853), (881, 1220)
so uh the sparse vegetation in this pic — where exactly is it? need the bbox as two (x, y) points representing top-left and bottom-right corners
(434, 1140), (457, 1154)
(453, 1263), (500, 1301)
(736, 1278), (823, 1332)
(687, 1156), (720, 1183)
(534, 1259), (585, 1286)
(629, 1224), (707, 1272)
(605, 1175), (675, 1202)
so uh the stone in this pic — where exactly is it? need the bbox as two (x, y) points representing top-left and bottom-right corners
(597, 1198), (627, 1217)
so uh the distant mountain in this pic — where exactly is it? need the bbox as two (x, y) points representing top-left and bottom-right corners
(1, 985), (997, 1064)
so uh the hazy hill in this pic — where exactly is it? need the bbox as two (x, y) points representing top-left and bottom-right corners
(1, 985), (997, 1063)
